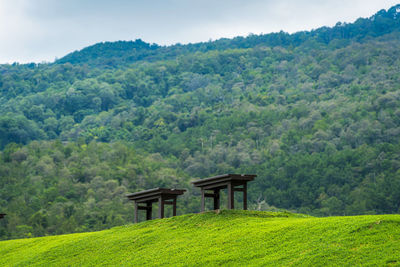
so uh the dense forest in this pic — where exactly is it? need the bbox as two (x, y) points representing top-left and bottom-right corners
(1, 5), (400, 240)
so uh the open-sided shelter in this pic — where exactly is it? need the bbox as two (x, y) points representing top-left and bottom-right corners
(126, 188), (186, 223)
(192, 174), (256, 211)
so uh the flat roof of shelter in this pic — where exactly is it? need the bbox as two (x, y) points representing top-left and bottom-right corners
(192, 174), (257, 187)
(126, 188), (186, 202)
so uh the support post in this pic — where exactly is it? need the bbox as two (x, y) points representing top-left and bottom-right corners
(173, 197), (177, 216)
(213, 189), (220, 210)
(243, 183), (247, 210)
(227, 183), (234, 209)
(158, 197), (164, 219)
(134, 202), (138, 223)
(201, 188), (205, 212)
(146, 202), (152, 220)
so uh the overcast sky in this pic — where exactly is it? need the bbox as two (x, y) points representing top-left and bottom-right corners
(0, 0), (399, 63)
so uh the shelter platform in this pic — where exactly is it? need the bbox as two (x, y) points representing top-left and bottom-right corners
(192, 174), (256, 211)
(127, 188), (186, 223)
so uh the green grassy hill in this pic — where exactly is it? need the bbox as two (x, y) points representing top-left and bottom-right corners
(1, 210), (399, 266)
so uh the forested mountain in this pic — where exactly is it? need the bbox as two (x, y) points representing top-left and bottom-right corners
(56, 4), (400, 68)
(1, 5), (400, 240)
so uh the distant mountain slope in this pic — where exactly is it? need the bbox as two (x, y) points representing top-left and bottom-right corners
(1, 210), (400, 266)
(56, 39), (160, 67)
(55, 4), (400, 68)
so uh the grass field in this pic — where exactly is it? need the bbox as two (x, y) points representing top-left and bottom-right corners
(1, 210), (399, 266)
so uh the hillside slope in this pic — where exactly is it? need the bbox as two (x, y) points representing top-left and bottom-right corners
(55, 4), (400, 68)
(1, 210), (399, 266)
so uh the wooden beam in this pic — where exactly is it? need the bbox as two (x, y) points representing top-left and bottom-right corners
(173, 197), (177, 216)
(158, 197), (165, 219)
(201, 189), (205, 212)
(134, 202), (138, 223)
(127, 188), (186, 201)
(227, 183), (234, 209)
(203, 182), (229, 190)
(134, 195), (161, 203)
(243, 182), (247, 210)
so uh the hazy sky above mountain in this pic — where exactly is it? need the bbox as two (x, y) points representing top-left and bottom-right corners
(0, 0), (399, 63)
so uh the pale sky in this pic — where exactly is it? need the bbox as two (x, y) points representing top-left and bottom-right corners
(0, 0), (399, 63)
